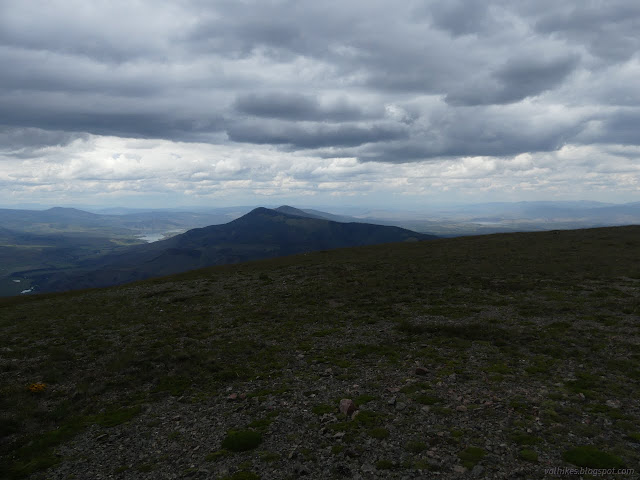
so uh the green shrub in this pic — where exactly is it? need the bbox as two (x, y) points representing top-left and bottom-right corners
(458, 447), (485, 468)
(562, 446), (624, 468)
(375, 459), (394, 470)
(368, 427), (390, 439)
(221, 430), (262, 452)
(205, 450), (229, 461)
(405, 440), (427, 453)
(311, 404), (335, 415)
(519, 449), (538, 462)
(415, 394), (442, 405)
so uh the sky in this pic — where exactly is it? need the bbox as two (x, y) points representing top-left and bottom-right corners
(1, 0), (640, 209)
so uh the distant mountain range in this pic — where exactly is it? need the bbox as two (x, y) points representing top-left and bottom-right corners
(0, 206), (237, 235)
(15, 207), (435, 294)
(3, 200), (640, 295)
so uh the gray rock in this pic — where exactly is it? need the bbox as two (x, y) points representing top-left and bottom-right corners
(472, 465), (484, 476)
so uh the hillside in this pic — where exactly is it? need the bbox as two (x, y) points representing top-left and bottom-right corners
(1, 226), (639, 479)
(22, 207), (434, 293)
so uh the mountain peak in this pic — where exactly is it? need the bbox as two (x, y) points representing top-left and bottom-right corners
(245, 207), (279, 216)
(275, 205), (326, 220)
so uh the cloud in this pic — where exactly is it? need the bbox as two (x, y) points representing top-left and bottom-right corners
(233, 92), (367, 121)
(1, 0), (639, 205)
(534, 1), (640, 62)
(227, 120), (408, 149)
(446, 54), (580, 106)
(0, 126), (89, 157)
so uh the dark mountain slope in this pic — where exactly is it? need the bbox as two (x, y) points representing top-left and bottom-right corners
(274, 205), (328, 220)
(275, 205), (361, 223)
(28, 207), (435, 292)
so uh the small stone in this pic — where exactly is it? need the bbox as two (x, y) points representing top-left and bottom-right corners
(606, 399), (621, 408)
(421, 405), (431, 413)
(456, 405), (467, 412)
(388, 396), (397, 406)
(361, 463), (375, 473)
(227, 393), (238, 401)
(344, 449), (360, 458)
(453, 465), (466, 474)
(396, 402), (407, 411)
(339, 398), (357, 415)
(471, 465), (484, 476)
(415, 366), (428, 375)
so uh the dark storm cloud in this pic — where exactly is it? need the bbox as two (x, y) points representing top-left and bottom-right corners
(534, 1), (640, 62)
(428, 0), (496, 36)
(0, 126), (88, 157)
(234, 93), (366, 121)
(327, 106), (586, 163)
(227, 121), (407, 149)
(586, 111), (640, 146)
(0, 93), (226, 143)
(1, 0), (639, 162)
(446, 54), (580, 106)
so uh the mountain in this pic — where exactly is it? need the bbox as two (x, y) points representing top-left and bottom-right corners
(273, 205), (359, 223)
(23, 207), (436, 293)
(1, 226), (638, 478)
(274, 205), (329, 220)
(0, 206), (241, 235)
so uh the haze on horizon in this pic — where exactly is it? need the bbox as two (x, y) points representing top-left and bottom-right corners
(1, 1), (640, 209)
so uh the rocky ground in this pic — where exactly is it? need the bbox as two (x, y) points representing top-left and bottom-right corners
(1, 227), (639, 479)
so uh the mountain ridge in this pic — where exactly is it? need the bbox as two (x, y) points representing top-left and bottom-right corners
(19, 207), (435, 294)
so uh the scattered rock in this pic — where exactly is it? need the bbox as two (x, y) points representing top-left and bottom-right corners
(339, 399), (357, 416)
(361, 463), (375, 473)
(472, 465), (484, 476)
(415, 366), (428, 375)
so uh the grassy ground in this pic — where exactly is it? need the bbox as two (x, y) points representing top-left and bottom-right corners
(0, 226), (639, 478)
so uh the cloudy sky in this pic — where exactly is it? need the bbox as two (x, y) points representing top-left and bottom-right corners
(1, 0), (640, 208)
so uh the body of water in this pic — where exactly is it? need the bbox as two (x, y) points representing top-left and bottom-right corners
(137, 231), (183, 243)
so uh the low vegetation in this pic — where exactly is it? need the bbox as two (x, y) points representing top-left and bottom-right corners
(1, 226), (639, 478)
